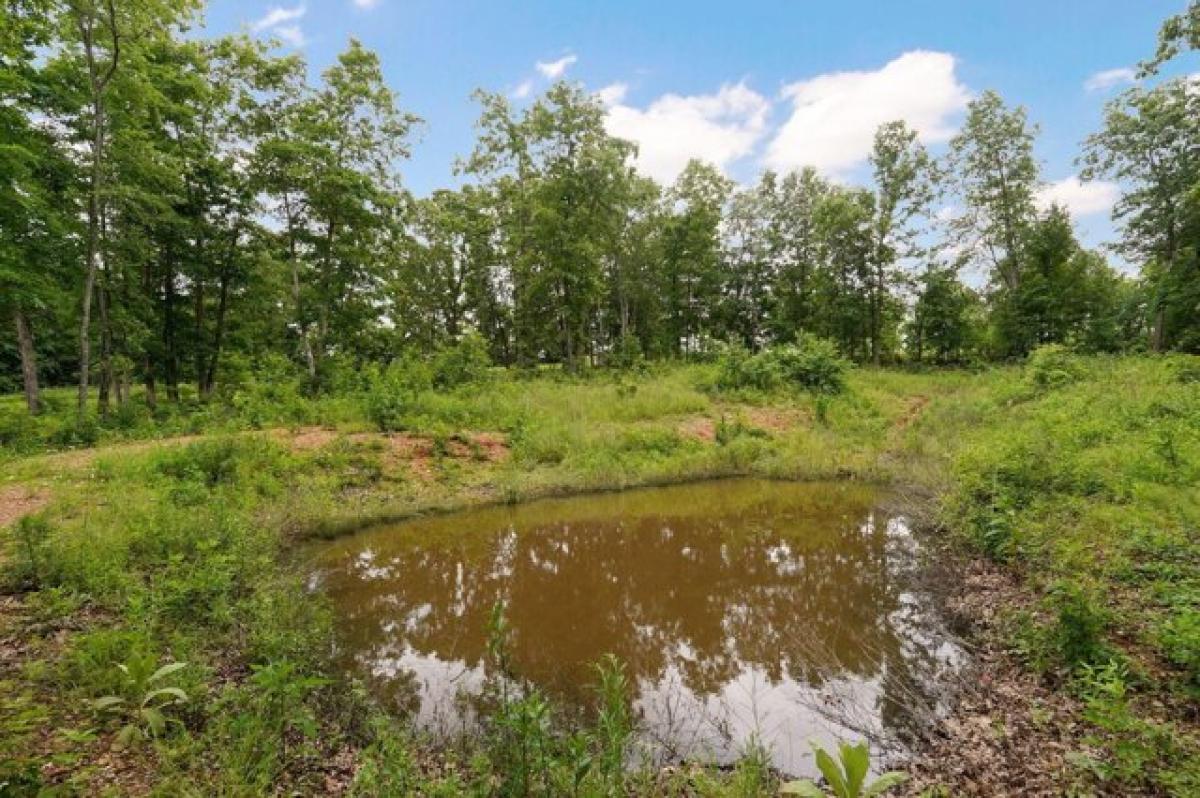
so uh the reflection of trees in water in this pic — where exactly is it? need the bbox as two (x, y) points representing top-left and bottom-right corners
(315, 481), (957, 764)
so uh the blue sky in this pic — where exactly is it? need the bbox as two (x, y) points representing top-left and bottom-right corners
(204, 1), (1198, 257)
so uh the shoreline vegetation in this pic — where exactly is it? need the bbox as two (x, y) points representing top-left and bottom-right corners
(2, 353), (1197, 796)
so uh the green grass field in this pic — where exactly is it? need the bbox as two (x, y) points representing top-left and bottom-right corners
(1, 355), (1197, 795)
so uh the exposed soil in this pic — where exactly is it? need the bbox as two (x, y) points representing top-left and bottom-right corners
(0, 486), (49, 529)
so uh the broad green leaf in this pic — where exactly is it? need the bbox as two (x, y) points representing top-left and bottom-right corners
(814, 747), (849, 798)
(92, 696), (125, 711)
(779, 779), (828, 797)
(147, 661), (188, 684)
(142, 687), (188, 706)
(863, 772), (908, 797)
(141, 706), (166, 736)
(840, 742), (869, 796)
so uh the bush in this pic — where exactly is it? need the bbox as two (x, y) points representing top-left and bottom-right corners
(1026, 344), (1085, 390)
(716, 335), (848, 395)
(432, 332), (492, 389)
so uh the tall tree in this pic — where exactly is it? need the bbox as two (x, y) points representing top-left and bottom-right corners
(948, 90), (1040, 294)
(866, 120), (936, 364)
(1081, 79), (1200, 351)
(660, 160), (732, 356)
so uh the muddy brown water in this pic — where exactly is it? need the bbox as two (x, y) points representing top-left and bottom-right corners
(308, 479), (962, 777)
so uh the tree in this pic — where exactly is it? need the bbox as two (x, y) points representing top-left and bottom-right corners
(259, 41), (419, 386)
(948, 90), (1040, 294)
(1141, 0), (1200, 75)
(0, 0), (73, 414)
(1081, 79), (1200, 351)
(466, 82), (636, 367)
(660, 160), (732, 356)
(908, 265), (983, 364)
(866, 120), (936, 364)
(769, 168), (830, 343)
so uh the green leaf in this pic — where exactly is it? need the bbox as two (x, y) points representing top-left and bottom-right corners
(814, 746), (849, 798)
(147, 661), (188, 684)
(862, 772), (908, 797)
(142, 687), (188, 706)
(839, 741), (869, 796)
(92, 696), (125, 711)
(780, 780), (829, 797)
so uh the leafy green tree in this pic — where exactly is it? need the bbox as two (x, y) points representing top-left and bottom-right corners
(1081, 79), (1200, 352)
(1141, 0), (1200, 75)
(866, 120), (937, 364)
(908, 265), (983, 364)
(769, 168), (831, 343)
(466, 82), (636, 368)
(660, 160), (732, 356)
(0, 0), (75, 414)
(948, 90), (1040, 295)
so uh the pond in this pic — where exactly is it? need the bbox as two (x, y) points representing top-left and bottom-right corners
(307, 479), (962, 777)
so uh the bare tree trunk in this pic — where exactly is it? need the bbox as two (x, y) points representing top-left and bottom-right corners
(14, 308), (41, 415)
(75, 1), (120, 417)
(96, 282), (112, 418)
(202, 270), (230, 399)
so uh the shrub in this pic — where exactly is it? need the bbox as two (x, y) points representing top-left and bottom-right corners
(432, 332), (492, 389)
(716, 335), (848, 395)
(1049, 581), (1111, 670)
(1026, 344), (1085, 390)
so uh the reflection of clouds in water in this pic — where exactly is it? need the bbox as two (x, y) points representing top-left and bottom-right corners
(315, 479), (962, 778)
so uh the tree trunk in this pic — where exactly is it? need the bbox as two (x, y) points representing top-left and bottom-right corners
(96, 282), (113, 417)
(163, 269), (180, 402)
(203, 270), (231, 399)
(13, 308), (41, 415)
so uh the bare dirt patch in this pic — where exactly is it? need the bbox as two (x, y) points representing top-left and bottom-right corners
(0, 486), (49, 529)
(894, 395), (930, 432)
(678, 416), (717, 442)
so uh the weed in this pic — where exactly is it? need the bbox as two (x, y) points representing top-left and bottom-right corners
(780, 740), (906, 797)
(91, 660), (189, 748)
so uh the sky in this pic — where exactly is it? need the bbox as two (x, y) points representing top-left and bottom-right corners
(204, 0), (1199, 262)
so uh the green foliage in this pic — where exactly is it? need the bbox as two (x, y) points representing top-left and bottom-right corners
(91, 660), (189, 749)
(7, 515), (52, 589)
(1025, 344), (1085, 390)
(780, 741), (907, 797)
(1071, 660), (1200, 795)
(717, 337), (848, 395)
(431, 332), (493, 389)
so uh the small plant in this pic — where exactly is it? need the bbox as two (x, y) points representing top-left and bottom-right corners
(780, 741), (907, 797)
(91, 660), (189, 748)
(592, 654), (632, 786)
(10, 515), (53, 589)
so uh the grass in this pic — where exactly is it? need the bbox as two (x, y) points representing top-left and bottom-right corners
(0, 354), (1197, 795)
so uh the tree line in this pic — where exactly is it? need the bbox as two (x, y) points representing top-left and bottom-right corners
(2, 0), (1198, 417)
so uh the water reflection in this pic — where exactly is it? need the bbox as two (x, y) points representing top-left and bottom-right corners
(309, 479), (960, 776)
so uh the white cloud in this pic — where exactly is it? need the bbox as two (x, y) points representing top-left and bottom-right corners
(251, 4), (305, 32)
(604, 82), (770, 183)
(536, 54), (577, 80)
(353, 0), (381, 7)
(765, 50), (970, 177)
(1036, 176), (1120, 217)
(511, 79), (534, 100)
(273, 24), (306, 48)
(596, 82), (628, 107)
(1084, 67), (1136, 92)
